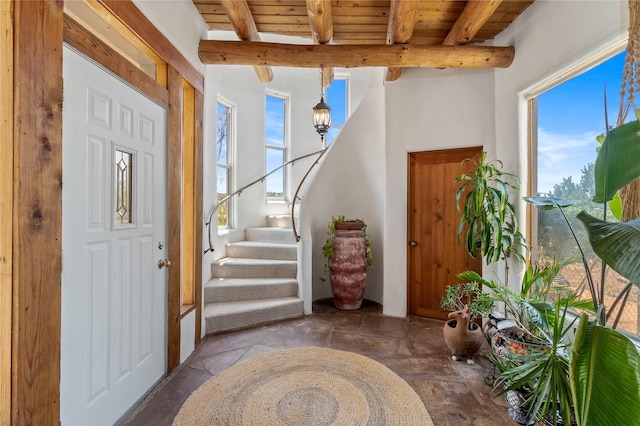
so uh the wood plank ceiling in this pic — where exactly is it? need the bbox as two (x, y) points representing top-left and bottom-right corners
(193, 0), (534, 84)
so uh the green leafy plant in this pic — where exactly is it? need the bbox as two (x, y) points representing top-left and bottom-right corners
(320, 215), (373, 282)
(461, 262), (594, 344)
(455, 152), (528, 284)
(522, 117), (640, 425)
(440, 280), (494, 329)
(493, 297), (578, 426)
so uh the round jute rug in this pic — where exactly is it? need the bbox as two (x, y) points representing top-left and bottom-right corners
(173, 347), (433, 426)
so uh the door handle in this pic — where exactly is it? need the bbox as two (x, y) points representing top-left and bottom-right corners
(409, 241), (418, 247)
(158, 259), (172, 269)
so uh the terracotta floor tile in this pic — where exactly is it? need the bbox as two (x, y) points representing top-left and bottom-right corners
(123, 300), (514, 426)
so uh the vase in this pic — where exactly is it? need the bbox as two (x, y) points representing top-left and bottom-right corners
(329, 221), (367, 310)
(442, 305), (484, 360)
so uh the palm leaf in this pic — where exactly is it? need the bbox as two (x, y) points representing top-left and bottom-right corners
(593, 119), (640, 203)
(570, 314), (640, 426)
(577, 211), (640, 287)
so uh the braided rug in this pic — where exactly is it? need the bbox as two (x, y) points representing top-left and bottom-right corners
(173, 347), (433, 426)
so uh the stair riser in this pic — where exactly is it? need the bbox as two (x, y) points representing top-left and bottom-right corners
(204, 282), (298, 303)
(226, 244), (296, 260)
(212, 263), (297, 279)
(245, 228), (296, 244)
(205, 301), (304, 334)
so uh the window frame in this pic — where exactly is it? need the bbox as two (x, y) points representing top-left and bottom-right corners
(265, 90), (289, 202)
(216, 98), (234, 230)
(525, 41), (640, 339)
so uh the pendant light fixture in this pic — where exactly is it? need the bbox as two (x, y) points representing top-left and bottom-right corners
(312, 69), (331, 143)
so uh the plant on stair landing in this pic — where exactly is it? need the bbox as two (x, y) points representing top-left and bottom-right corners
(321, 215), (373, 310)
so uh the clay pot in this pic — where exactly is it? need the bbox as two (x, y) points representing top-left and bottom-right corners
(329, 222), (367, 310)
(442, 305), (484, 360)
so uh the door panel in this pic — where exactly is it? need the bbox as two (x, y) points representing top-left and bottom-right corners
(61, 46), (167, 425)
(408, 147), (483, 319)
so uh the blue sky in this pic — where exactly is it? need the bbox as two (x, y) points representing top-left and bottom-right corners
(537, 51), (626, 193)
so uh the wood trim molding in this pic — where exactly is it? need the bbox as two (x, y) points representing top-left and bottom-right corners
(167, 65), (183, 374)
(194, 89), (204, 345)
(12, 1), (64, 423)
(1, 1), (14, 423)
(99, 0), (204, 92)
(63, 14), (169, 107)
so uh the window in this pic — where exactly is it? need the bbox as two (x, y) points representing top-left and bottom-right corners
(265, 93), (287, 200)
(217, 101), (232, 228)
(531, 50), (639, 336)
(325, 77), (348, 146)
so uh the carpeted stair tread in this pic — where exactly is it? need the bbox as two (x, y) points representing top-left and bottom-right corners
(204, 297), (304, 334)
(212, 257), (297, 279)
(225, 240), (296, 260)
(245, 227), (296, 244)
(204, 278), (298, 303)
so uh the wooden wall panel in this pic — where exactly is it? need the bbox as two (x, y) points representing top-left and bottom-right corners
(194, 89), (204, 344)
(182, 81), (195, 307)
(100, 0), (204, 93)
(1, 1), (14, 424)
(167, 65), (183, 374)
(12, 1), (64, 424)
(63, 14), (169, 108)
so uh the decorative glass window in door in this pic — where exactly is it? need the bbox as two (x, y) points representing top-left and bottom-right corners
(114, 148), (133, 225)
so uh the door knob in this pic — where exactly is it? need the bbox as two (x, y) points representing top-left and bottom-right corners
(409, 241), (418, 247)
(158, 259), (172, 268)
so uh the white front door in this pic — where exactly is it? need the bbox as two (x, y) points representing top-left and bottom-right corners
(61, 46), (167, 425)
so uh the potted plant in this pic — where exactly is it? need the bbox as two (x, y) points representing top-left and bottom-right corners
(455, 152), (528, 285)
(462, 260), (594, 425)
(440, 280), (494, 362)
(321, 215), (373, 310)
(492, 116), (640, 425)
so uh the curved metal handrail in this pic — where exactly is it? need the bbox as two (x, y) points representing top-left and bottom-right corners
(291, 148), (328, 242)
(205, 148), (327, 253)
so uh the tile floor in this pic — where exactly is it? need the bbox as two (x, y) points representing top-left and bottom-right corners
(123, 299), (513, 426)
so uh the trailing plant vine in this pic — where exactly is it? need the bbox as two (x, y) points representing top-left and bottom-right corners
(320, 215), (373, 282)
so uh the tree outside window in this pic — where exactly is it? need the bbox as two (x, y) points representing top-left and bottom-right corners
(217, 101), (232, 228)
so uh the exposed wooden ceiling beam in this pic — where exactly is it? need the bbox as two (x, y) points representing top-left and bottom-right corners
(385, 0), (419, 82)
(305, 0), (334, 87)
(220, 0), (273, 83)
(199, 40), (515, 69)
(442, 0), (503, 46)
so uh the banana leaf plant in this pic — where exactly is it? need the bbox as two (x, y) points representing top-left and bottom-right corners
(524, 117), (640, 425)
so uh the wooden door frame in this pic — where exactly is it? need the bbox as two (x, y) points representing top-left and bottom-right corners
(3, 1), (203, 423)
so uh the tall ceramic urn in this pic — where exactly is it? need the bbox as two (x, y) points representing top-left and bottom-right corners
(329, 221), (367, 310)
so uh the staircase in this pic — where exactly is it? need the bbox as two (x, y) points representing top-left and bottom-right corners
(204, 215), (304, 334)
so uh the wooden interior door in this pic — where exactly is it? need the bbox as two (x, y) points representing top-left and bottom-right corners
(408, 147), (483, 319)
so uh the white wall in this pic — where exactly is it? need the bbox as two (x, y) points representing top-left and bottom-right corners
(205, 65), (378, 253)
(133, 0), (207, 74)
(382, 68), (496, 316)
(301, 71), (387, 307)
(136, 0), (631, 327)
(492, 0), (628, 292)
